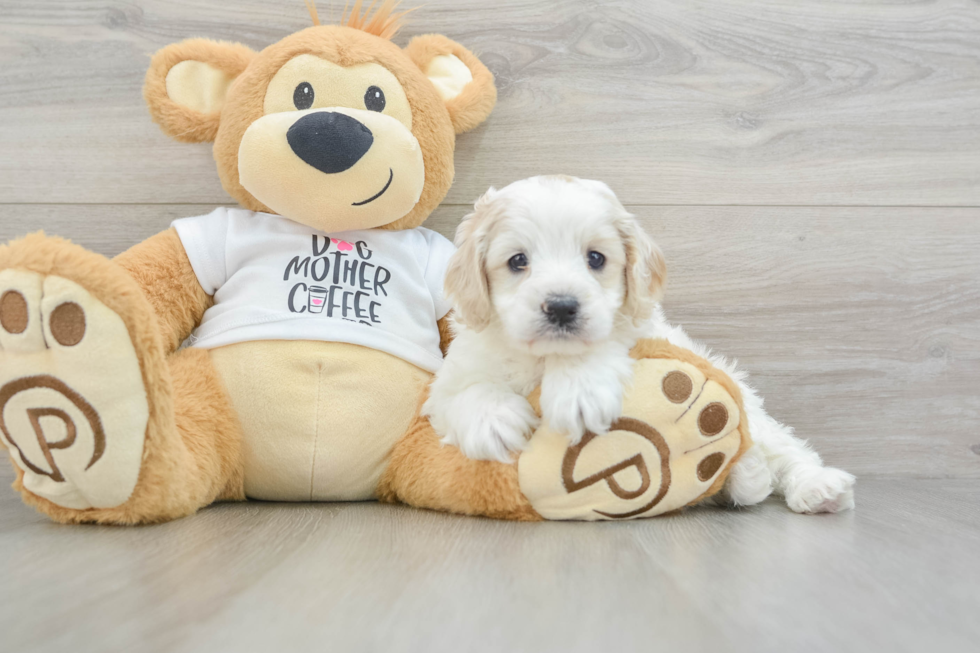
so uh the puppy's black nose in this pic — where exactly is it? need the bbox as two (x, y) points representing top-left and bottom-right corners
(287, 111), (373, 174)
(543, 295), (579, 328)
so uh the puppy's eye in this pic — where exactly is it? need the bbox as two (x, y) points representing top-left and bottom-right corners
(365, 86), (386, 112)
(508, 253), (528, 272)
(293, 82), (314, 110)
(587, 251), (606, 271)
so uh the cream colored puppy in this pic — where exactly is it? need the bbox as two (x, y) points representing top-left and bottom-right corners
(425, 176), (856, 514)
(425, 175), (661, 461)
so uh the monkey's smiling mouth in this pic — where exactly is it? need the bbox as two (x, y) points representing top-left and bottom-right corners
(352, 168), (394, 206)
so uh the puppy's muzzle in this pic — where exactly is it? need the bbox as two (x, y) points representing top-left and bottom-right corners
(287, 111), (373, 174)
(542, 295), (579, 329)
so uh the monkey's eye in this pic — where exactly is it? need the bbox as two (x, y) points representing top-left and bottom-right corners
(508, 253), (529, 272)
(364, 86), (386, 112)
(587, 251), (606, 271)
(293, 82), (314, 110)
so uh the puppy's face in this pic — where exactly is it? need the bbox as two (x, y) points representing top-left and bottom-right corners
(447, 176), (666, 356)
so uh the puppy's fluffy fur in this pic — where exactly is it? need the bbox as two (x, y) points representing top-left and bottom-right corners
(425, 176), (856, 514)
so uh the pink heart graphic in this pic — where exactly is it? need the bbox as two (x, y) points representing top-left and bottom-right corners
(331, 238), (354, 252)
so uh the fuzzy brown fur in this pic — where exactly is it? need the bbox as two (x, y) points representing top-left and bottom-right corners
(377, 402), (543, 521)
(436, 314), (454, 356)
(114, 228), (213, 353)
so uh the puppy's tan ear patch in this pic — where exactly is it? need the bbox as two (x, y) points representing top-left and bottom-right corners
(405, 34), (497, 134)
(144, 39), (256, 143)
(620, 216), (667, 325)
(444, 190), (500, 330)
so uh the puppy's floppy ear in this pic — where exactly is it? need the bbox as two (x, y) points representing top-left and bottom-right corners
(444, 188), (500, 330)
(617, 209), (667, 326)
(144, 38), (256, 143)
(404, 34), (497, 134)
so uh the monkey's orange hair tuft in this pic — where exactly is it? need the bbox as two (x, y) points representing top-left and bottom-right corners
(341, 0), (413, 40)
(305, 0), (322, 26)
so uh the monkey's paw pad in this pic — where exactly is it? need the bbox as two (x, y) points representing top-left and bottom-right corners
(518, 355), (748, 520)
(0, 270), (148, 509)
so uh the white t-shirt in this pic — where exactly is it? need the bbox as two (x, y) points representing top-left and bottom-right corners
(172, 208), (456, 373)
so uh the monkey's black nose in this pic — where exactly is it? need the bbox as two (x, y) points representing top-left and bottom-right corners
(543, 295), (580, 328)
(287, 111), (373, 174)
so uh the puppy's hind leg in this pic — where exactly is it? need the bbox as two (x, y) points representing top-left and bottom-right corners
(740, 385), (855, 513)
(710, 443), (773, 508)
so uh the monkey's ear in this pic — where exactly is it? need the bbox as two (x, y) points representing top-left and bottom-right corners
(404, 34), (497, 135)
(144, 38), (256, 143)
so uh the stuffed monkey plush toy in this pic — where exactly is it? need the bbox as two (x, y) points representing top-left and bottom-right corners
(0, 2), (750, 524)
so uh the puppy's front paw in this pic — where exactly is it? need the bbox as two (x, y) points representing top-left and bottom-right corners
(437, 388), (539, 463)
(541, 378), (623, 445)
(785, 466), (856, 514)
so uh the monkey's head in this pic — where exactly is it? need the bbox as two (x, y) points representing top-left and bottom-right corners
(144, 1), (496, 232)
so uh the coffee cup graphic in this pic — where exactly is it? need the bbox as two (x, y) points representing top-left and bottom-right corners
(308, 286), (328, 314)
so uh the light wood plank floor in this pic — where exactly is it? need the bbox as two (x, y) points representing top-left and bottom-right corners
(1, 1), (979, 651)
(2, 464), (979, 653)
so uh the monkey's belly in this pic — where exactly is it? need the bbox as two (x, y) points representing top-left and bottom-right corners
(209, 340), (431, 501)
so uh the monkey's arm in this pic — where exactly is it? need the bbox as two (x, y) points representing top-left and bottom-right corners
(114, 228), (213, 353)
(437, 314), (454, 356)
